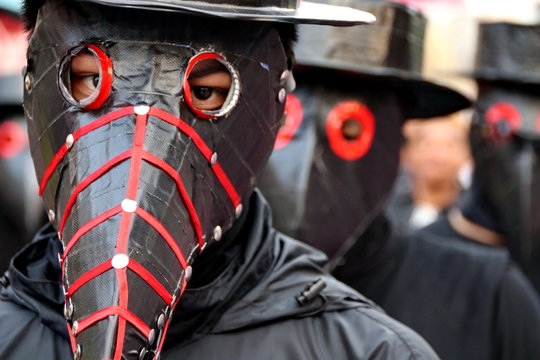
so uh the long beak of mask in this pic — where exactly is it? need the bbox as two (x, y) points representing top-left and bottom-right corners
(24, 3), (287, 359)
(56, 105), (210, 359)
(476, 136), (540, 276)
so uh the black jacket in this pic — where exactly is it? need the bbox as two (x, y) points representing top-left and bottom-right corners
(334, 216), (540, 360)
(0, 192), (438, 360)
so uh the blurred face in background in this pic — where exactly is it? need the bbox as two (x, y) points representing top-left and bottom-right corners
(401, 115), (471, 189)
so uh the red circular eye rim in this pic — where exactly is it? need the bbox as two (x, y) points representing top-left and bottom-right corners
(83, 44), (113, 110)
(484, 101), (521, 133)
(58, 44), (113, 110)
(326, 100), (375, 161)
(274, 94), (303, 150)
(182, 52), (239, 120)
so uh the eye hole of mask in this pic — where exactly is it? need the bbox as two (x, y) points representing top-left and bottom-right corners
(183, 53), (240, 119)
(341, 119), (362, 141)
(326, 100), (375, 161)
(275, 94), (304, 150)
(483, 101), (521, 142)
(58, 44), (113, 109)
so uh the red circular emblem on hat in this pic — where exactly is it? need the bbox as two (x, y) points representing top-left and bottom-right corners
(274, 94), (303, 150)
(0, 120), (28, 158)
(326, 100), (375, 161)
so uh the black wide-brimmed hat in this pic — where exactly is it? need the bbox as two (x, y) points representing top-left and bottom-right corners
(77, 0), (376, 25)
(473, 22), (540, 86)
(294, 0), (471, 119)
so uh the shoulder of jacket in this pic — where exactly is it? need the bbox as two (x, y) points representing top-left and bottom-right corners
(335, 305), (440, 360)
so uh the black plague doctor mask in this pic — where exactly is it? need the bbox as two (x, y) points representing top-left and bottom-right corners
(23, 0), (374, 359)
(259, 0), (470, 263)
(463, 22), (540, 291)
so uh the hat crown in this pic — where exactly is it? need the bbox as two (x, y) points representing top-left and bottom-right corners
(295, 0), (425, 75)
(475, 22), (540, 85)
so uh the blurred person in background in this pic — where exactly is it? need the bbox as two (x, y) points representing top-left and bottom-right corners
(0, 0), (45, 273)
(424, 22), (540, 294)
(260, 1), (540, 359)
(386, 113), (472, 231)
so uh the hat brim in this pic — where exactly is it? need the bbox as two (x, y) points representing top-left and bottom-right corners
(472, 70), (540, 87)
(81, 0), (376, 26)
(402, 79), (471, 119)
(295, 60), (471, 119)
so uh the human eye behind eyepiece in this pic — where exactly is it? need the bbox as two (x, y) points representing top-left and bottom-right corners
(70, 51), (101, 101)
(187, 59), (232, 111)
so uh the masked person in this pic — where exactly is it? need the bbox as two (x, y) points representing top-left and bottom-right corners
(0, 0), (444, 359)
(0, 5), (46, 272)
(259, 1), (540, 359)
(423, 22), (540, 294)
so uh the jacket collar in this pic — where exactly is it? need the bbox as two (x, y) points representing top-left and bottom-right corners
(3, 224), (68, 338)
(167, 189), (372, 348)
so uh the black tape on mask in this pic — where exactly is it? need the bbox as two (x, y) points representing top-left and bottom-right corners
(259, 76), (404, 261)
(24, 1), (287, 359)
(469, 83), (540, 284)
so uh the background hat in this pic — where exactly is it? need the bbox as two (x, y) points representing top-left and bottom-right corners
(473, 22), (540, 86)
(76, 0), (376, 25)
(293, 0), (471, 119)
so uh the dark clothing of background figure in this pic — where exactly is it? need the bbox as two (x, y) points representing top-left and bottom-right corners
(0, 192), (438, 360)
(423, 215), (477, 243)
(424, 197), (540, 295)
(333, 216), (540, 360)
